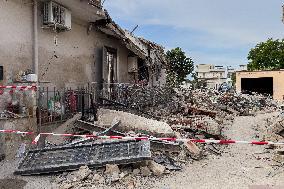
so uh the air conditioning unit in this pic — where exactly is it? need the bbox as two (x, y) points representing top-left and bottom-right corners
(128, 57), (138, 73)
(43, 1), (72, 31)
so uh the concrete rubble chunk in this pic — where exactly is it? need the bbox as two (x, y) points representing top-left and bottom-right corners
(71, 166), (92, 182)
(105, 164), (120, 175)
(132, 168), (140, 175)
(148, 160), (165, 176)
(93, 173), (105, 184)
(98, 108), (174, 137)
(185, 141), (201, 156)
(140, 166), (152, 177)
(105, 164), (120, 182)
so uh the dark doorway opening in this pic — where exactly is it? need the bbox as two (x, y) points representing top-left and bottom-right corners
(241, 77), (273, 96)
(138, 58), (149, 82)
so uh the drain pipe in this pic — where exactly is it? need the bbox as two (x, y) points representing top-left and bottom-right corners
(33, 0), (41, 135)
(33, 0), (39, 79)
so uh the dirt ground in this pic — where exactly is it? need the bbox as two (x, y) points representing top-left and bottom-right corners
(0, 112), (283, 189)
(146, 112), (284, 189)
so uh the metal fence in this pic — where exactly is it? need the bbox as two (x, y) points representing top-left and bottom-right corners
(92, 82), (172, 111)
(37, 85), (95, 126)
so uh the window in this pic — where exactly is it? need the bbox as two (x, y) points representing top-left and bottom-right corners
(0, 66), (3, 80)
(104, 47), (117, 84)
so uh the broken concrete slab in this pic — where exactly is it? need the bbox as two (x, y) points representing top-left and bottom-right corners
(97, 108), (175, 137)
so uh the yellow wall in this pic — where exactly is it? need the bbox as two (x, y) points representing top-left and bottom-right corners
(236, 71), (284, 100)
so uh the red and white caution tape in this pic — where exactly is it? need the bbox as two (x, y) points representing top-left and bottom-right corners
(0, 85), (37, 91)
(1, 129), (284, 146)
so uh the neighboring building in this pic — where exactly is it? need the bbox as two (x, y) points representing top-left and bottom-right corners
(195, 64), (227, 89)
(227, 66), (236, 88)
(238, 64), (248, 71)
(236, 70), (284, 100)
(0, 0), (166, 89)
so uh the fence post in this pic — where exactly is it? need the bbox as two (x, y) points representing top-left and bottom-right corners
(37, 86), (42, 134)
(81, 88), (85, 120)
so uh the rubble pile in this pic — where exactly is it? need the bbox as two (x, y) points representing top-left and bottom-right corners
(258, 112), (284, 166)
(23, 86), (278, 188)
(55, 162), (171, 189)
(112, 86), (277, 141)
(122, 86), (277, 119)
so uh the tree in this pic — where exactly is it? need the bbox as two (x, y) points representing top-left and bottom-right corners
(166, 47), (194, 87)
(247, 38), (284, 71)
(230, 72), (236, 89)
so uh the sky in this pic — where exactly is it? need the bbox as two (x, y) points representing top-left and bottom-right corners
(103, 0), (284, 69)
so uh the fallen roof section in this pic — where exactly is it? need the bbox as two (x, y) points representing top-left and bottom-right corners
(15, 140), (151, 175)
(95, 11), (167, 67)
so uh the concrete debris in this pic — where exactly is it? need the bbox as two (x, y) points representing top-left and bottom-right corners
(92, 173), (105, 184)
(148, 160), (166, 176)
(69, 166), (92, 182)
(105, 164), (120, 175)
(105, 164), (120, 182)
(132, 168), (140, 175)
(140, 166), (152, 177)
(98, 108), (175, 137)
(185, 141), (201, 156)
(153, 155), (182, 171)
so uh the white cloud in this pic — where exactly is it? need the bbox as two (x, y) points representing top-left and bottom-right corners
(104, 0), (284, 66)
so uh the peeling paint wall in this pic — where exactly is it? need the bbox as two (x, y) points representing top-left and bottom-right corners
(0, 0), (34, 85)
(0, 0), (132, 88)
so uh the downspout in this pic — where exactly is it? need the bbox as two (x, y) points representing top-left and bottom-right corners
(33, 0), (39, 79)
(33, 0), (41, 135)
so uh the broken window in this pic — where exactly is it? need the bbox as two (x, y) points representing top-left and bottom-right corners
(103, 47), (117, 98)
(138, 58), (149, 82)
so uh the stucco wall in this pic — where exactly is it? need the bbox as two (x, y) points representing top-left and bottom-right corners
(0, 118), (37, 160)
(0, 0), (33, 85)
(236, 71), (284, 100)
(0, 0), (131, 88)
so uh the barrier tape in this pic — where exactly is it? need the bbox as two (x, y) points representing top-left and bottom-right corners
(1, 129), (284, 146)
(0, 85), (37, 92)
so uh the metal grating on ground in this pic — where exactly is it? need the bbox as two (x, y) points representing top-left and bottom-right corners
(15, 140), (151, 175)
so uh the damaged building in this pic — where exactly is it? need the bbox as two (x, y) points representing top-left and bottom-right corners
(0, 0), (167, 161)
(0, 0), (167, 88)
